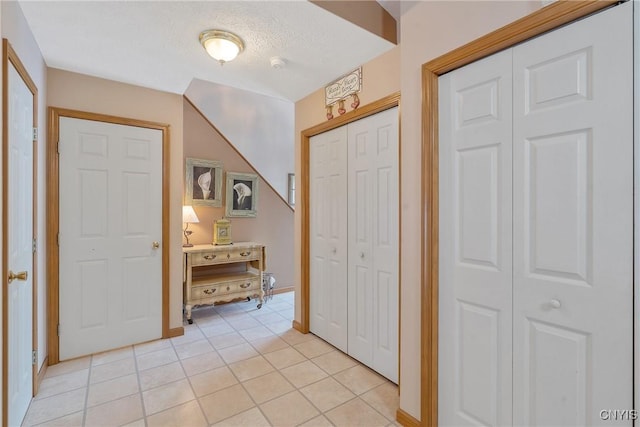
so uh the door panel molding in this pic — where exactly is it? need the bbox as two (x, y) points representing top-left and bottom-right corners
(47, 107), (171, 365)
(422, 1), (620, 425)
(2, 39), (39, 427)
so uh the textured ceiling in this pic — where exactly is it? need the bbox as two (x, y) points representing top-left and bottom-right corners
(19, 1), (396, 101)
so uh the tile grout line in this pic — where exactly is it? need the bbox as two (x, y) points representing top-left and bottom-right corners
(237, 314), (336, 426)
(217, 303), (291, 426)
(131, 344), (149, 426)
(207, 297), (315, 426)
(174, 326), (215, 426)
(81, 355), (93, 426)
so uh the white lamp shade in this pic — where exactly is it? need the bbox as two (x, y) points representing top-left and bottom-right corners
(204, 38), (240, 62)
(182, 205), (199, 223)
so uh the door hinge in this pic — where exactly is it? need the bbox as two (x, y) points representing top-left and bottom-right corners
(57, 324), (60, 336)
(32, 238), (37, 254)
(32, 350), (37, 365)
(33, 127), (38, 142)
(57, 233), (60, 246)
(57, 141), (60, 154)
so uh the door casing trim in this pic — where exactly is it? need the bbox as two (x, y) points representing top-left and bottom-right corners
(47, 107), (171, 365)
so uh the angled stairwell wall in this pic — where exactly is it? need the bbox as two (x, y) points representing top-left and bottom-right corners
(184, 79), (294, 201)
(183, 97), (294, 290)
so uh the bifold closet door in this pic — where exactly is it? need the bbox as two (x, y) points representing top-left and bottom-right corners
(439, 3), (633, 426)
(309, 126), (349, 352)
(347, 107), (399, 383)
(512, 4), (633, 425)
(439, 49), (514, 426)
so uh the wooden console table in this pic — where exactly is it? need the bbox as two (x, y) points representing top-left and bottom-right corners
(183, 242), (265, 324)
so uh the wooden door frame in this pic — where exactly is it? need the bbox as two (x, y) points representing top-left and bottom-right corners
(47, 107), (172, 365)
(298, 93), (402, 389)
(421, 1), (620, 425)
(2, 39), (39, 427)
(298, 92), (400, 334)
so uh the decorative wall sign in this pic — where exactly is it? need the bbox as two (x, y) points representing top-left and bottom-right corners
(325, 67), (362, 107)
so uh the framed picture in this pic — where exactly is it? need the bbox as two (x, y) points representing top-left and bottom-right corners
(185, 157), (223, 207)
(287, 173), (295, 206)
(226, 172), (258, 217)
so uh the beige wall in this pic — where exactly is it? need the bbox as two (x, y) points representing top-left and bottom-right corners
(183, 99), (294, 288)
(294, 1), (542, 421)
(47, 68), (185, 330)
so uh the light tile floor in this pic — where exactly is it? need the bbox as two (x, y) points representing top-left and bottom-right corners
(22, 292), (399, 426)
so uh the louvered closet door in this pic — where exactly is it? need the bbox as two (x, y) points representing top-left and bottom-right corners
(347, 107), (399, 383)
(512, 4), (633, 425)
(309, 126), (348, 352)
(439, 49), (514, 426)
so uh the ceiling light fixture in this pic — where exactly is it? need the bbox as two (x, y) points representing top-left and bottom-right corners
(199, 29), (244, 65)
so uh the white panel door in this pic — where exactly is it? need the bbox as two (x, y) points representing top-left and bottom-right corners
(59, 117), (163, 360)
(7, 58), (34, 427)
(512, 4), (633, 425)
(439, 49), (513, 426)
(309, 126), (348, 352)
(347, 107), (399, 383)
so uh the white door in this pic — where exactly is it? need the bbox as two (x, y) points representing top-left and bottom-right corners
(512, 4), (633, 425)
(439, 49), (514, 426)
(347, 107), (399, 383)
(7, 56), (34, 427)
(309, 126), (348, 352)
(439, 3), (633, 426)
(58, 117), (163, 360)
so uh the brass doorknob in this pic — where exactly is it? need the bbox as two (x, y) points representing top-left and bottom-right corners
(152, 242), (160, 249)
(8, 270), (28, 284)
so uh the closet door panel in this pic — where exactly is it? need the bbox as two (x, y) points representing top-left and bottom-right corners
(310, 127), (348, 352)
(348, 133), (375, 366)
(348, 107), (399, 382)
(310, 140), (328, 339)
(370, 108), (399, 382)
(512, 3), (633, 425)
(348, 125), (375, 366)
(439, 49), (513, 426)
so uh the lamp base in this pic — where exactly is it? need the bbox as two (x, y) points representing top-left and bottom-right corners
(182, 243), (194, 248)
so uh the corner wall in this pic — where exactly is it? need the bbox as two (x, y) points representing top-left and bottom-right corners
(399, 0), (540, 419)
(294, 1), (542, 421)
(183, 98), (294, 288)
(47, 68), (184, 330)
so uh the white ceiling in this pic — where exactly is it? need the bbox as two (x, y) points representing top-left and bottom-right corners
(18, 1), (396, 101)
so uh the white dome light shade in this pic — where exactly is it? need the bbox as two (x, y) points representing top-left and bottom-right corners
(200, 30), (244, 64)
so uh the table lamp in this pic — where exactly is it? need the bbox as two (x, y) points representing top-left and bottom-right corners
(182, 205), (199, 247)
